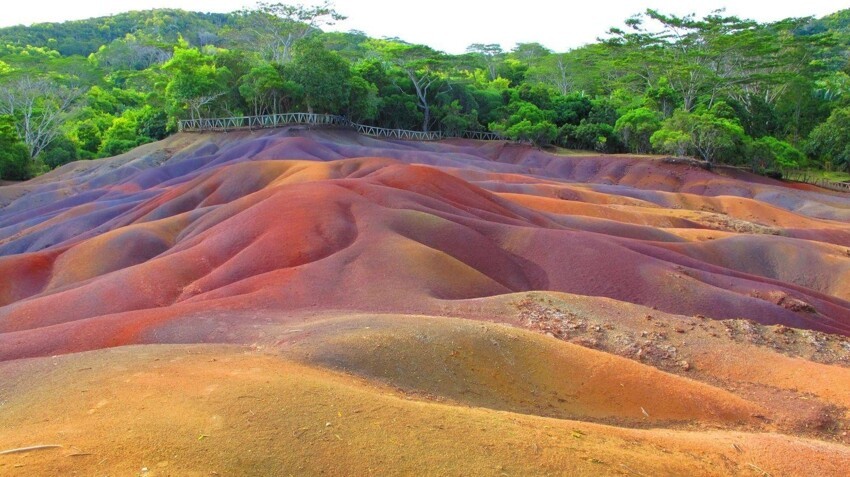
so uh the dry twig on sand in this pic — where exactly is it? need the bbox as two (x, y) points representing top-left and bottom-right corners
(0, 445), (62, 455)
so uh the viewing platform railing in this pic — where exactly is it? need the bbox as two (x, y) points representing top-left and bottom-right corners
(784, 171), (850, 193)
(177, 113), (504, 142)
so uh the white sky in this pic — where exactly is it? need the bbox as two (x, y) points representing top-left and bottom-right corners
(1, 0), (846, 53)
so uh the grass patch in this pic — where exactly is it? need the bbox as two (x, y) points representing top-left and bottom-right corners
(789, 170), (850, 182)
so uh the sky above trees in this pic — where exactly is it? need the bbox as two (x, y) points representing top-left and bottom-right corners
(2, 0), (845, 53)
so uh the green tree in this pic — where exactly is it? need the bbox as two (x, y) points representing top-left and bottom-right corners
(653, 107), (749, 164)
(551, 93), (592, 125)
(239, 62), (288, 115)
(72, 121), (103, 156)
(490, 101), (557, 146)
(0, 115), (30, 180)
(0, 60), (13, 75)
(40, 135), (79, 169)
(0, 76), (83, 160)
(439, 100), (480, 136)
(561, 120), (619, 152)
(650, 128), (691, 156)
(510, 42), (552, 67)
(527, 53), (579, 95)
(750, 136), (805, 172)
(615, 107), (661, 153)
(465, 43), (503, 81)
(290, 40), (351, 113)
(806, 106), (850, 170)
(230, 1), (345, 63)
(347, 74), (379, 123)
(370, 39), (445, 131)
(90, 34), (171, 70)
(135, 105), (169, 141)
(162, 45), (230, 120)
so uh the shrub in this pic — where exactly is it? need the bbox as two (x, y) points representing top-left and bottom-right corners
(41, 135), (80, 169)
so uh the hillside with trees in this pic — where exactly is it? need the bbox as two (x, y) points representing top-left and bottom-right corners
(5, 5), (850, 474)
(1, 3), (849, 180)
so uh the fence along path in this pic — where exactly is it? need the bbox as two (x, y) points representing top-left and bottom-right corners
(177, 113), (504, 142)
(178, 114), (849, 193)
(784, 171), (850, 193)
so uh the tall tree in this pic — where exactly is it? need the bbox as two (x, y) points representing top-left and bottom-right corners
(528, 53), (587, 95)
(465, 43), (503, 80)
(0, 76), (82, 160)
(806, 106), (850, 170)
(371, 40), (445, 132)
(290, 40), (351, 113)
(232, 1), (345, 63)
(0, 114), (30, 179)
(162, 45), (230, 120)
(239, 63), (288, 115)
(510, 42), (552, 67)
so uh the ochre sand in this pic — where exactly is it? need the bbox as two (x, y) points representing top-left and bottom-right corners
(2, 128), (850, 475)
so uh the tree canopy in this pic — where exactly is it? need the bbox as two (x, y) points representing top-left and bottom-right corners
(2, 4), (850, 179)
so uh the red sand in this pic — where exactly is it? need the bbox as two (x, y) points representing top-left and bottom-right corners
(2, 130), (850, 357)
(2, 127), (850, 475)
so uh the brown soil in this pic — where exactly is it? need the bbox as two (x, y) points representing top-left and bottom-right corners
(2, 128), (850, 475)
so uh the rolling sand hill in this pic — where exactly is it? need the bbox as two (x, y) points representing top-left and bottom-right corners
(2, 126), (850, 476)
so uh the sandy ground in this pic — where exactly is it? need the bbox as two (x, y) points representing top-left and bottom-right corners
(2, 127), (850, 475)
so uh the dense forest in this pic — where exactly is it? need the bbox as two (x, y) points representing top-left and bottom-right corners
(1, 2), (849, 180)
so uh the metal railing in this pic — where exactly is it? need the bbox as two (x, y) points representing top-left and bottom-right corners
(350, 123), (441, 141)
(177, 113), (505, 142)
(784, 171), (850, 193)
(178, 113), (347, 132)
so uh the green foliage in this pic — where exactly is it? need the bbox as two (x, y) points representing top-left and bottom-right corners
(510, 43), (552, 66)
(469, 87), (507, 126)
(0, 5), (849, 175)
(0, 115), (30, 180)
(73, 121), (103, 154)
(495, 58), (527, 86)
(587, 98), (620, 126)
(504, 119), (557, 146)
(368, 39), (446, 131)
(750, 136), (805, 171)
(290, 39), (351, 113)
(615, 107), (661, 153)
(490, 101), (557, 146)
(135, 106), (169, 140)
(100, 116), (142, 156)
(551, 93), (592, 125)
(229, 1), (345, 63)
(806, 107), (850, 170)
(439, 100), (479, 135)
(0, 9), (234, 57)
(0, 59), (13, 75)
(561, 121), (619, 152)
(653, 108), (749, 164)
(162, 45), (231, 120)
(40, 135), (79, 168)
(645, 77), (678, 117)
(239, 63), (288, 115)
(90, 34), (172, 71)
(96, 106), (167, 156)
(650, 128), (691, 156)
(347, 74), (379, 123)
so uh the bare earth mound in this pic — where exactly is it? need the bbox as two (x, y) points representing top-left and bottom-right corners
(2, 127), (850, 475)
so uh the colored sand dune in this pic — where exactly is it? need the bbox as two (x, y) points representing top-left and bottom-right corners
(2, 128), (850, 475)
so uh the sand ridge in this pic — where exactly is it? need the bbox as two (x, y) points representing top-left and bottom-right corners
(2, 127), (850, 475)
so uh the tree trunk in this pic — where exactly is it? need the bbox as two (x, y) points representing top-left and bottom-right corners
(422, 104), (430, 132)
